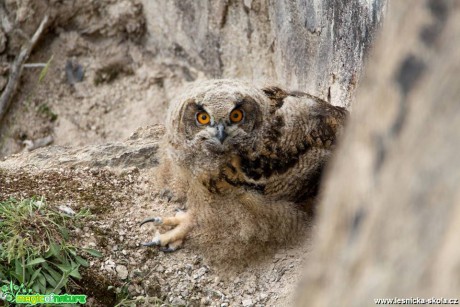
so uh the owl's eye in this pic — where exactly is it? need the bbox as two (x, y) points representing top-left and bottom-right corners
(196, 111), (211, 125)
(230, 109), (244, 123)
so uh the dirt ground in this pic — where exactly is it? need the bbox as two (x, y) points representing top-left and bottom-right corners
(0, 151), (311, 306)
(0, 1), (311, 306)
(0, 0), (193, 157)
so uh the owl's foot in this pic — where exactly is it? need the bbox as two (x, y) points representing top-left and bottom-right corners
(140, 210), (193, 252)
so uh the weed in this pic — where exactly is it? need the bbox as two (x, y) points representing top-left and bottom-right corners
(0, 197), (101, 295)
(37, 103), (58, 122)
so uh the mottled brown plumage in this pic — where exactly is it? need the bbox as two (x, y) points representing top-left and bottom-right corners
(141, 79), (348, 264)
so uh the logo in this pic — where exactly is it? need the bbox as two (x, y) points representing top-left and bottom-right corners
(1, 281), (86, 305)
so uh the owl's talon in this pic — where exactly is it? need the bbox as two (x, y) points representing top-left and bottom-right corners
(140, 217), (163, 226)
(160, 245), (179, 253)
(160, 239), (184, 252)
(142, 237), (161, 247)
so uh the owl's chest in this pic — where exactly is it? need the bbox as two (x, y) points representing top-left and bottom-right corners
(198, 155), (266, 195)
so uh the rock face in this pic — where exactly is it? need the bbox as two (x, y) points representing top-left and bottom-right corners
(0, 125), (163, 171)
(141, 0), (385, 108)
(298, 0), (460, 305)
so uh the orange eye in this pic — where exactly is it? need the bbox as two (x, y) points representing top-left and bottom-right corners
(230, 109), (244, 123)
(196, 112), (211, 125)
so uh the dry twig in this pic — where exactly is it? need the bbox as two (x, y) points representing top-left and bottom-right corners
(0, 14), (49, 124)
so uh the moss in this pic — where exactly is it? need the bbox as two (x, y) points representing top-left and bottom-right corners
(0, 169), (137, 216)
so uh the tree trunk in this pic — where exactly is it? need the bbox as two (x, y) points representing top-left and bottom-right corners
(298, 0), (460, 305)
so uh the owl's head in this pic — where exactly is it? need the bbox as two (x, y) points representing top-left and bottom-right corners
(166, 80), (271, 163)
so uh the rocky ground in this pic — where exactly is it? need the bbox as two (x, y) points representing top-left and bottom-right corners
(0, 126), (311, 306)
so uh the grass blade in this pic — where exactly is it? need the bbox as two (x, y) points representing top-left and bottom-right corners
(26, 258), (46, 266)
(83, 248), (102, 258)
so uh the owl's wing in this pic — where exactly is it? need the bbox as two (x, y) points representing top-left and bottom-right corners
(262, 86), (348, 150)
(304, 101), (348, 149)
(235, 87), (349, 203)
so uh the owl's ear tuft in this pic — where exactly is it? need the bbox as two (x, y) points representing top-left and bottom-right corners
(261, 86), (289, 111)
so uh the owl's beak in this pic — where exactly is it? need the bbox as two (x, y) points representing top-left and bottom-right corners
(215, 122), (227, 143)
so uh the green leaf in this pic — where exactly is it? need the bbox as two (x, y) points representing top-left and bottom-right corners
(42, 272), (57, 288)
(75, 256), (89, 267)
(83, 248), (103, 258)
(53, 276), (68, 293)
(46, 286), (61, 295)
(28, 268), (42, 285)
(32, 283), (40, 293)
(55, 264), (72, 273)
(26, 265), (35, 277)
(37, 273), (46, 288)
(26, 258), (46, 266)
(45, 242), (61, 259)
(14, 260), (23, 284)
(42, 264), (61, 283)
(10, 272), (22, 285)
(38, 55), (54, 82)
(38, 282), (46, 294)
(59, 227), (69, 241)
(69, 267), (81, 279)
(67, 248), (77, 257)
(52, 287), (62, 295)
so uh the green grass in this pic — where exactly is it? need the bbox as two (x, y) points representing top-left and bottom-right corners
(0, 197), (101, 297)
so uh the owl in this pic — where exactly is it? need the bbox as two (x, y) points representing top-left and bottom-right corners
(140, 79), (348, 263)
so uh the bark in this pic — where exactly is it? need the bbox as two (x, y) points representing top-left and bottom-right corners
(141, 0), (385, 108)
(298, 0), (460, 305)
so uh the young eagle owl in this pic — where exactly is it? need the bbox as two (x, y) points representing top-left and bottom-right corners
(140, 79), (348, 258)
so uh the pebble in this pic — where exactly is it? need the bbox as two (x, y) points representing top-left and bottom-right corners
(171, 297), (186, 306)
(259, 293), (268, 300)
(193, 267), (207, 279)
(200, 297), (211, 305)
(156, 265), (165, 273)
(104, 259), (116, 272)
(116, 265), (129, 279)
(242, 299), (253, 306)
(58, 205), (75, 216)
